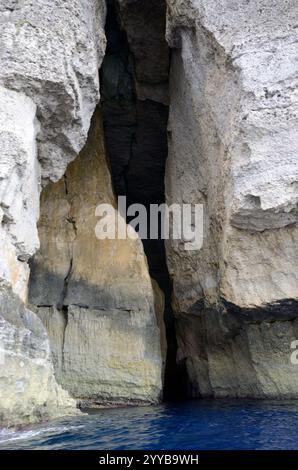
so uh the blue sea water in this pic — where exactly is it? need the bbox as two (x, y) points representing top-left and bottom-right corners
(1, 400), (298, 450)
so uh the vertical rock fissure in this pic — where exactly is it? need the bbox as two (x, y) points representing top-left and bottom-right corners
(57, 257), (73, 311)
(61, 305), (69, 368)
(63, 174), (69, 195)
(100, 0), (187, 400)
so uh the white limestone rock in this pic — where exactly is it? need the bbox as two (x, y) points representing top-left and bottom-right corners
(0, 1), (107, 427)
(165, 0), (298, 396)
(0, 1), (107, 296)
(0, 0), (106, 183)
(0, 86), (40, 301)
(165, 0), (298, 312)
(0, 0), (107, 295)
(0, 285), (77, 428)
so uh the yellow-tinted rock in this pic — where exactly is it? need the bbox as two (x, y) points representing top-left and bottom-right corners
(0, 286), (77, 428)
(29, 108), (164, 406)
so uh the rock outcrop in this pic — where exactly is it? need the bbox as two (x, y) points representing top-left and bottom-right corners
(0, 86), (40, 302)
(0, 284), (76, 428)
(0, 0), (106, 297)
(0, 0), (106, 183)
(165, 0), (298, 397)
(29, 109), (164, 406)
(117, 0), (169, 104)
(0, 0), (106, 426)
(1, 0), (298, 427)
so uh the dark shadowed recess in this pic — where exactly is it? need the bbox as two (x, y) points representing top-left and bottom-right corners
(100, 0), (188, 401)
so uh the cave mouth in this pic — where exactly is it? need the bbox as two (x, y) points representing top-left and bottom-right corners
(100, 0), (188, 401)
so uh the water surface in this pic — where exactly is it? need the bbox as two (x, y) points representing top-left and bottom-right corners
(1, 400), (298, 450)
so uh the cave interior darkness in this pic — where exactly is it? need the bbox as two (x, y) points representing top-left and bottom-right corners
(100, 0), (188, 401)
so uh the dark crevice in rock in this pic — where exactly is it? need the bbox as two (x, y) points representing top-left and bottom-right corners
(57, 257), (73, 311)
(61, 305), (69, 365)
(100, 0), (187, 401)
(66, 216), (77, 237)
(63, 174), (69, 195)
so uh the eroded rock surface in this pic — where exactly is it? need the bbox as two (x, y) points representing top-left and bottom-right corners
(165, 0), (298, 397)
(0, 285), (76, 428)
(0, 0), (106, 297)
(176, 308), (298, 398)
(0, 86), (40, 301)
(29, 109), (164, 406)
(0, 0), (106, 426)
(1, 0), (298, 425)
(0, 0), (106, 182)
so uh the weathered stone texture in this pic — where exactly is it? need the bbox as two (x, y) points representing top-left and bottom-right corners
(29, 109), (164, 406)
(0, 285), (76, 428)
(0, 0), (106, 427)
(176, 309), (298, 399)
(0, 0), (106, 182)
(0, 86), (40, 301)
(165, 0), (298, 396)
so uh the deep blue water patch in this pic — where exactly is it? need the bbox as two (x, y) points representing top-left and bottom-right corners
(1, 400), (298, 450)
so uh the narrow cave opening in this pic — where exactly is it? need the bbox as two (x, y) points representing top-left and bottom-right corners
(100, 0), (187, 401)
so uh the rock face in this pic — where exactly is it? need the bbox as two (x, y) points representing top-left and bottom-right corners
(0, 1), (106, 426)
(117, 0), (169, 103)
(165, 0), (298, 397)
(102, 0), (186, 399)
(29, 109), (164, 406)
(101, 0), (170, 316)
(0, 285), (76, 428)
(0, 0), (106, 298)
(0, 0), (106, 183)
(0, 0), (106, 297)
(1, 0), (298, 427)
(0, 86), (40, 302)
(176, 309), (298, 399)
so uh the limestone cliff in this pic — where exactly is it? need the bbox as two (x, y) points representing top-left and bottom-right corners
(0, 285), (76, 428)
(0, 0), (106, 426)
(29, 109), (165, 406)
(165, 0), (298, 397)
(0, 0), (106, 299)
(0, 0), (165, 427)
(0, 0), (297, 428)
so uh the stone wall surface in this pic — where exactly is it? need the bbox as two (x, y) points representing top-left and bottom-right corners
(29, 109), (164, 406)
(0, 0), (106, 427)
(0, 0), (298, 427)
(0, 86), (40, 301)
(0, 0), (107, 296)
(0, 285), (77, 428)
(165, 0), (298, 397)
(0, 0), (106, 182)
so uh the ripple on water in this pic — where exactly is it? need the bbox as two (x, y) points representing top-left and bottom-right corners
(1, 400), (298, 450)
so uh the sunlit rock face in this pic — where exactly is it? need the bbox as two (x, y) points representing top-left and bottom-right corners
(0, 86), (40, 302)
(0, 284), (77, 428)
(0, 0), (106, 183)
(165, 0), (298, 397)
(0, 0), (106, 297)
(29, 109), (165, 407)
(0, 0), (298, 428)
(0, 0), (106, 427)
